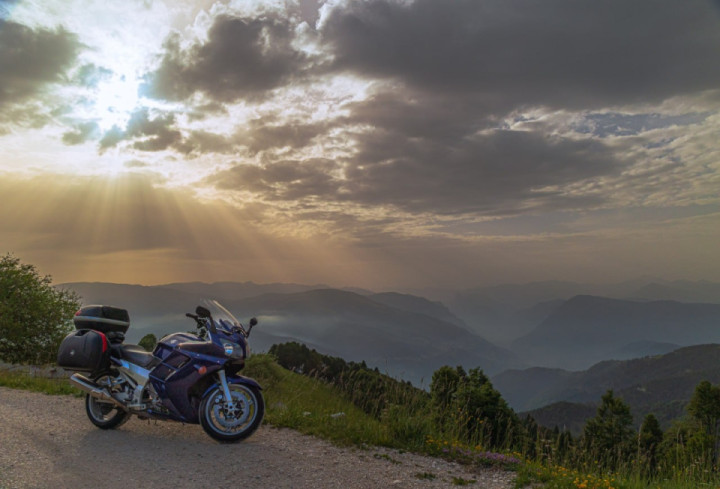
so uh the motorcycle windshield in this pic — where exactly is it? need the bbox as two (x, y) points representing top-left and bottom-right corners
(201, 299), (243, 333)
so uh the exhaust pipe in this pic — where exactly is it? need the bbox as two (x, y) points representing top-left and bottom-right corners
(69, 373), (129, 411)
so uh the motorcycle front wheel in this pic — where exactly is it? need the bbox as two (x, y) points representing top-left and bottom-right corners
(85, 374), (131, 429)
(199, 383), (264, 442)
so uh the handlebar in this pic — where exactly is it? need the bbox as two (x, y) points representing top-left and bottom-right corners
(186, 312), (216, 334)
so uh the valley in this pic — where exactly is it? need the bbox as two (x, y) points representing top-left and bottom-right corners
(60, 278), (720, 429)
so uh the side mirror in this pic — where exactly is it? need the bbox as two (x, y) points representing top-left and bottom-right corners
(246, 317), (258, 337)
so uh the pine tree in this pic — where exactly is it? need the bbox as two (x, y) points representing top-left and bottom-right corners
(582, 390), (634, 470)
(638, 413), (663, 474)
(688, 380), (720, 466)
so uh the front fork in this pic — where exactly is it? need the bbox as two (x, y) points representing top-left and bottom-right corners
(217, 370), (234, 405)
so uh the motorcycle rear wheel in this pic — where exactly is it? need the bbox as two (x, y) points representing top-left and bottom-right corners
(199, 383), (264, 442)
(85, 374), (131, 430)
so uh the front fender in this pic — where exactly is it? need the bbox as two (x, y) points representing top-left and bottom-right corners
(201, 375), (262, 399)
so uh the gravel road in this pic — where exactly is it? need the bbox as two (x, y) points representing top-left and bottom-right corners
(0, 387), (516, 489)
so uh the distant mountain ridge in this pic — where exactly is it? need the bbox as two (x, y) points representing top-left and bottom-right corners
(161, 281), (375, 300)
(438, 279), (720, 343)
(59, 279), (720, 388)
(511, 295), (720, 369)
(60, 281), (522, 384)
(494, 344), (720, 428)
(369, 292), (468, 328)
(629, 280), (720, 303)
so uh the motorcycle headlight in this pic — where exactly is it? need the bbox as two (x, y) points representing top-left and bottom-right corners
(220, 339), (235, 354)
(220, 339), (245, 359)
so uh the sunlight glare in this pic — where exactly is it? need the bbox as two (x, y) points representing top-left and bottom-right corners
(93, 73), (142, 131)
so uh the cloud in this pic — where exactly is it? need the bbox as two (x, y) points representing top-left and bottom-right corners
(208, 158), (340, 201)
(208, 127), (624, 216)
(241, 119), (330, 154)
(572, 112), (712, 138)
(320, 0), (720, 110)
(143, 13), (310, 103)
(62, 121), (100, 145)
(175, 119), (331, 156)
(175, 130), (236, 155)
(0, 20), (81, 117)
(71, 63), (112, 88)
(342, 129), (623, 214)
(98, 107), (181, 151)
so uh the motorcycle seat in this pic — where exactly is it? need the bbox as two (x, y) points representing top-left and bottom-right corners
(113, 344), (159, 368)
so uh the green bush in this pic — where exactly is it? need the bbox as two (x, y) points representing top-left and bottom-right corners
(138, 333), (157, 351)
(0, 254), (81, 365)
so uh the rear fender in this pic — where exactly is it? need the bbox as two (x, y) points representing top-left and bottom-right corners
(201, 375), (262, 399)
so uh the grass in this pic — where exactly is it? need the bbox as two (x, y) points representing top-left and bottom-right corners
(244, 354), (394, 447)
(0, 369), (82, 397)
(513, 460), (720, 489)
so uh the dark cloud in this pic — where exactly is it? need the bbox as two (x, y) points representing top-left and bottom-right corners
(143, 14), (309, 102)
(208, 158), (339, 201)
(99, 125), (125, 149)
(321, 0), (720, 110)
(62, 121), (100, 145)
(172, 119), (330, 155)
(175, 130), (236, 155)
(187, 101), (228, 121)
(342, 128), (622, 214)
(321, 90), (628, 215)
(0, 20), (80, 109)
(208, 125), (623, 215)
(97, 108), (181, 151)
(242, 119), (329, 154)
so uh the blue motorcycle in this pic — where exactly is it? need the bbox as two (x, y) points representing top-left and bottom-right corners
(58, 299), (264, 442)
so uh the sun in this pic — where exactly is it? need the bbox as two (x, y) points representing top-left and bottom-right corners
(92, 71), (142, 131)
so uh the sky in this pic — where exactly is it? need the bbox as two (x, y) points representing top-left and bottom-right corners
(1, 0), (720, 290)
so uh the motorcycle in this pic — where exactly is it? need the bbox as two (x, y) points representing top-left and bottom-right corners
(57, 299), (264, 442)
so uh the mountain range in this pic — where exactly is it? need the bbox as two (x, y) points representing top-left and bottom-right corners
(434, 279), (720, 344)
(494, 344), (720, 430)
(511, 295), (720, 370)
(59, 279), (720, 416)
(61, 282), (522, 384)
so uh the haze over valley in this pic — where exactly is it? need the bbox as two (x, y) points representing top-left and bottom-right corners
(62, 277), (720, 426)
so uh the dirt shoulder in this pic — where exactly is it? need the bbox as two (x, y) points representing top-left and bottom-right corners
(0, 387), (516, 489)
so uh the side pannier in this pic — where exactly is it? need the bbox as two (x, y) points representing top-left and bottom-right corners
(57, 329), (110, 374)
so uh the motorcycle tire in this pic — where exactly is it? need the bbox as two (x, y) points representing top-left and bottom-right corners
(85, 374), (131, 430)
(199, 383), (264, 442)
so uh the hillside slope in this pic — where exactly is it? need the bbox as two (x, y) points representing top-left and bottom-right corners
(494, 344), (720, 427)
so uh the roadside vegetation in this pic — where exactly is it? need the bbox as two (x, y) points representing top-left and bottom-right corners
(0, 369), (82, 396)
(262, 342), (720, 489)
(0, 254), (81, 365)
